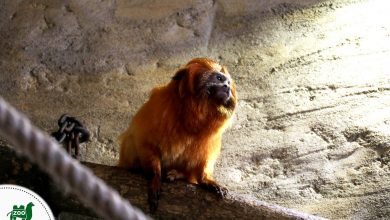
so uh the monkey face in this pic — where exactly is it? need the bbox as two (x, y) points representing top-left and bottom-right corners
(173, 58), (237, 110)
(200, 71), (232, 106)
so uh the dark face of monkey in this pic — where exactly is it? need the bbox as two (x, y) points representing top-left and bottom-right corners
(206, 72), (232, 105)
(197, 71), (233, 107)
(173, 63), (235, 110)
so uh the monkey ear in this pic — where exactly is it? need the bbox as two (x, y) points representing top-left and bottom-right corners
(221, 66), (229, 74)
(172, 68), (188, 97)
(172, 68), (187, 81)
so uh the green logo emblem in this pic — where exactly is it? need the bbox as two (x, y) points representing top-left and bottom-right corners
(6, 202), (34, 220)
(1, 185), (53, 220)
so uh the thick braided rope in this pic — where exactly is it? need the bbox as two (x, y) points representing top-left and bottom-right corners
(0, 97), (149, 220)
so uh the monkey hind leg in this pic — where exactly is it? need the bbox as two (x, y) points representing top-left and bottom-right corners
(142, 153), (162, 213)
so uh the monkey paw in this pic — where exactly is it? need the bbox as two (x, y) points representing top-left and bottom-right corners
(166, 169), (185, 182)
(200, 180), (229, 198)
(211, 184), (228, 198)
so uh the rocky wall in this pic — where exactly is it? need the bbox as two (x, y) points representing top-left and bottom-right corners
(1, 0), (389, 219)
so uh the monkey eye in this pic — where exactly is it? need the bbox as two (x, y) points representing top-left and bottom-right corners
(215, 73), (226, 82)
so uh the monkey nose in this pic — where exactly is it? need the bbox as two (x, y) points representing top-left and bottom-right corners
(222, 84), (230, 94)
(222, 81), (230, 89)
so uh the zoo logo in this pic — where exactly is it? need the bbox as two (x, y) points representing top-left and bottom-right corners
(7, 202), (34, 220)
(0, 185), (54, 220)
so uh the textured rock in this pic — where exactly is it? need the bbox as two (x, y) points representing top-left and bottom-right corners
(0, 0), (389, 219)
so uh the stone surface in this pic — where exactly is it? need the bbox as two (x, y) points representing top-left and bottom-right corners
(0, 0), (389, 219)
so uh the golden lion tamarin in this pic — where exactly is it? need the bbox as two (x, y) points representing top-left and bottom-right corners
(118, 58), (237, 211)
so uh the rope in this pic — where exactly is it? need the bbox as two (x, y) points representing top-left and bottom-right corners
(0, 97), (149, 220)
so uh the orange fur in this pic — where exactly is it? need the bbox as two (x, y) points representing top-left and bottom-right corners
(118, 58), (237, 211)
